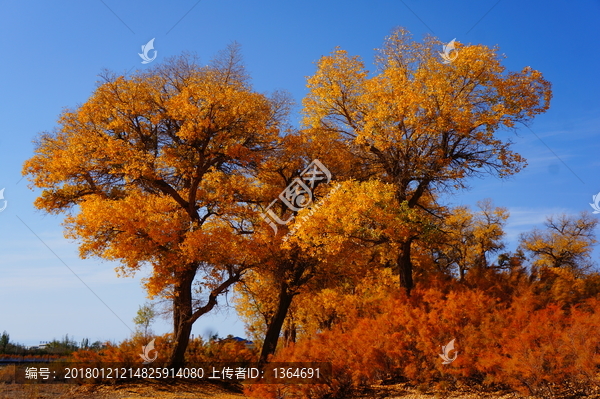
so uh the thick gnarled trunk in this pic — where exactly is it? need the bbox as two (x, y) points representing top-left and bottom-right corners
(168, 317), (194, 368)
(167, 269), (195, 368)
(166, 265), (244, 368)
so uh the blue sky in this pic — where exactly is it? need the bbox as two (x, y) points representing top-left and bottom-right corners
(0, 0), (599, 346)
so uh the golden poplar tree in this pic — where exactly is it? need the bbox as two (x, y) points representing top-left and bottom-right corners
(23, 46), (290, 366)
(302, 27), (552, 293)
(519, 212), (598, 271)
(436, 199), (509, 279)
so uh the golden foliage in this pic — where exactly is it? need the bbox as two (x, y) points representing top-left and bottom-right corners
(23, 47), (288, 300)
(302, 28), (551, 196)
(520, 212), (598, 271)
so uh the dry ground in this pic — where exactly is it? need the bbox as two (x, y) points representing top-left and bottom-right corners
(1, 380), (599, 399)
(0, 382), (563, 399)
(0, 380), (245, 399)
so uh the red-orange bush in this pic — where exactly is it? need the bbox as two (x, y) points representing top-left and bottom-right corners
(72, 334), (173, 365)
(72, 334), (258, 366)
(245, 280), (600, 399)
(185, 337), (258, 363)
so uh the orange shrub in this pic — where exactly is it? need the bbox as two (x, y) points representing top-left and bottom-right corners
(72, 334), (173, 366)
(185, 337), (258, 363)
(72, 334), (258, 366)
(497, 297), (600, 396)
(245, 281), (600, 399)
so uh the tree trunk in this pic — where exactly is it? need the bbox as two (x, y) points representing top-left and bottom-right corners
(166, 265), (244, 368)
(394, 180), (429, 295)
(259, 282), (295, 363)
(167, 269), (195, 368)
(168, 316), (194, 368)
(397, 238), (414, 295)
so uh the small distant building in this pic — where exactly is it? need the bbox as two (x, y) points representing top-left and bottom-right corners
(28, 342), (49, 350)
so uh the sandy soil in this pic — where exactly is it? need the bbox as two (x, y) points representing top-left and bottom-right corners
(0, 380), (246, 399)
(1, 380), (599, 399)
(0, 382), (525, 399)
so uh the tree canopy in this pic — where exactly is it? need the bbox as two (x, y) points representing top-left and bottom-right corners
(301, 28), (552, 292)
(23, 44), (291, 366)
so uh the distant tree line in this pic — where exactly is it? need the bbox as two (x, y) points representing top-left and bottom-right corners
(0, 331), (104, 356)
